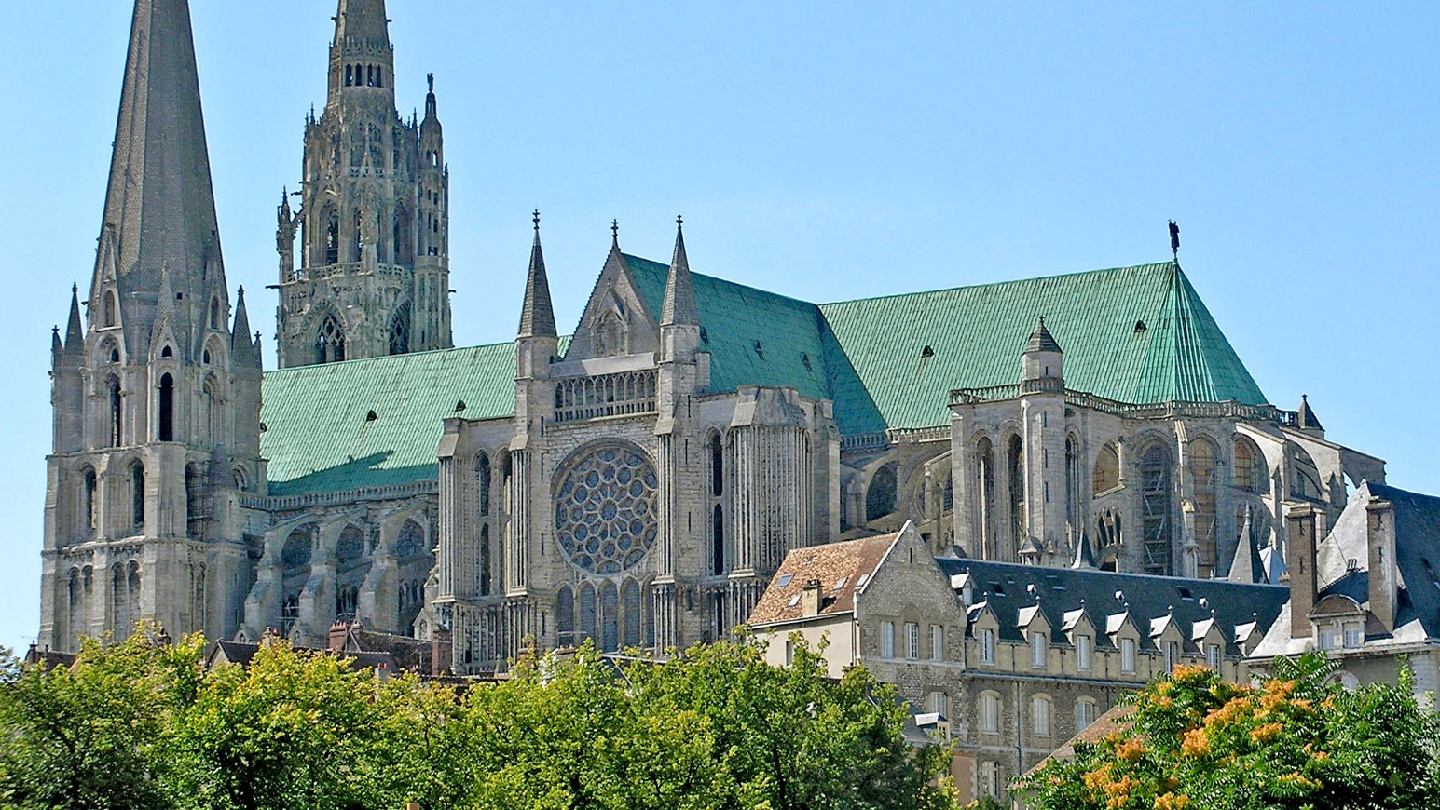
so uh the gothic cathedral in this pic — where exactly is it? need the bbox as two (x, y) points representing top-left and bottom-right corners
(41, 0), (1387, 679)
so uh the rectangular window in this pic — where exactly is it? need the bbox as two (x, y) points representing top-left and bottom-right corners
(1164, 641), (1178, 673)
(1206, 643), (1221, 669)
(1077, 635), (1092, 671)
(980, 762), (997, 799)
(1344, 624), (1364, 649)
(1033, 697), (1051, 737)
(980, 628), (996, 664)
(880, 622), (894, 658)
(1120, 638), (1136, 673)
(930, 625), (944, 662)
(1077, 699), (1095, 730)
(1031, 632), (1046, 668)
(785, 640), (794, 666)
(906, 622), (919, 660)
(1319, 628), (1340, 651)
(927, 691), (948, 716)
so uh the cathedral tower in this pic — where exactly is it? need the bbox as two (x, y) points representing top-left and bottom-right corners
(40, 0), (262, 652)
(275, 0), (453, 368)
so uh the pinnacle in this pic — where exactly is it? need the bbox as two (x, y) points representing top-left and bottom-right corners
(661, 217), (699, 328)
(1024, 316), (1063, 354)
(517, 214), (557, 339)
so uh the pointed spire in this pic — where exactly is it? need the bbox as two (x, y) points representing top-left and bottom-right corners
(51, 328), (63, 369)
(609, 219), (622, 256)
(96, 0), (224, 305)
(1227, 504), (1261, 584)
(661, 216), (699, 327)
(231, 287), (258, 367)
(1296, 395), (1324, 432)
(1025, 316), (1063, 354)
(517, 211), (557, 339)
(63, 286), (85, 355)
(1071, 530), (1096, 570)
(334, 0), (391, 45)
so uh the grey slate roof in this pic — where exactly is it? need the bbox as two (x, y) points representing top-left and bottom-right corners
(938, 558), (1288, 655)
(1323, 482), (1440, 639)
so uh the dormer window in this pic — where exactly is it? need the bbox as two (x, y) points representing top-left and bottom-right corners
(1031, 632), (1047, 668)
(979, 627), (996, 664)
(1076, 634), (1092, 671)
(1120, 637), (1136, 673)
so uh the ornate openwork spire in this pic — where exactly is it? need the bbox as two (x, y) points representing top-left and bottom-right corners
(517, 211), (557, 339)
(660, 216), (699, 328)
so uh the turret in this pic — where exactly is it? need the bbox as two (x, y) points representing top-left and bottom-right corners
(328, 0), (395, 108)
(1017, 317), (1066, 563)
(1021, 316), (1064, 388)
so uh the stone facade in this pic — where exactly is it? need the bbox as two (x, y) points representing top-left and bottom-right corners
(749, 524), (1288, 805)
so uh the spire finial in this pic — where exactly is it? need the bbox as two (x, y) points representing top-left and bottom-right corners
(677, 214), (683, 229)
(611, 219), (619, 239)
(533, 209), (541, 231)
(428, 73), (435, 94)
(1169, 220), (1180, 260)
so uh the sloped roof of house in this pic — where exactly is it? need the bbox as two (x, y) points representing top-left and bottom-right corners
(941, 558), (1288, 655)
(747, 532), (901, 625)
(260, 257), (1265, 496)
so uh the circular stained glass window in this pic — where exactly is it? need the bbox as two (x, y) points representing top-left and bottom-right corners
(554, 444), (659, 574)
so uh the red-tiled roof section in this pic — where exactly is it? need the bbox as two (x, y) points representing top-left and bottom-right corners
(748, 533), (900, 625)
(1021, 704), (1136, 780)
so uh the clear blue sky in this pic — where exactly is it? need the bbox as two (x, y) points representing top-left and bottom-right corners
(1, 2), (1436, 653)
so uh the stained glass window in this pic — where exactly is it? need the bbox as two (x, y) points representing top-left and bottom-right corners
(554, 445), (659, 575)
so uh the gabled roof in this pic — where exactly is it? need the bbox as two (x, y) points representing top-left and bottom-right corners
(747, 532), (900, 626)
(261, 342), (553, 495)
(938, 558), (1287, 652)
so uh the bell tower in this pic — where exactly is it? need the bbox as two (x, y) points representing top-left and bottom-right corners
(40, 0), (262, 652)
(274, 0), (453, 368)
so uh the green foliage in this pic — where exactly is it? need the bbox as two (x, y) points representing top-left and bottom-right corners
(1018, 654), (1440, 810)
(0, 630), (959, 810)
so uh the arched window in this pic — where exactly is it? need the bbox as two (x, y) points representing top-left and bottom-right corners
(81, 468), (98, 532)
(202, 376), (221, 447)
(710, 432), (724, 497)
(595, 312), (625, 357)
(976, 438), (996, 558)
(388, 305), (410, 356)
(161, 345), (172, 358)
(107, 375), (122, 447)
(479, 524), (491, 597)
(712, 505), (725, 576)
(130, 461), (145, 532)
(866, 462), (898, 522)
(345, 64), (353, 87)
(1007, 435), (1025, 552)
(102, 290), (118, 328)
(1234, 438), (1263, 493)
(316, 314), (345, 364)
(475, 453), (491, 517)
(323, 205), (339, 265)
(1064, 435), (1080, 527)
(622, 579), (641, 648)
(578, 583), (597, 643)
(1140, 442), (1174, 575)
(157, 373), (174, 442)
(352, 209), (364, 262)
(1032, 694), (1053, 737)
(556, 586), (574, 647)
(1189, 439), (1218, 576)
(943, 474), (954, 512)
(600, 581), (620, 652)
(1092, 442), (1119, 494)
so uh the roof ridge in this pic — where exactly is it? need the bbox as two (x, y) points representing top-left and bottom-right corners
(817, 262), (1179, 309)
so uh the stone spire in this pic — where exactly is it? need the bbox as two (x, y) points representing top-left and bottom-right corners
(335, 0), (391, 45)
(1227, 505), (1262, 584)
(231, 287), (259, 367)
(517, 212), (557, 339)
(1025, 317), (1063, 354)
(1296, 395), (1324, 433)
(1071, 530), (1096, 570)
(62, 287), (85, 356)
(95, 0), (225, 331)
(660, 217), (699, 327)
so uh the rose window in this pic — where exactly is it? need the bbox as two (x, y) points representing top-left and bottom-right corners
(554, 445), (659, 574)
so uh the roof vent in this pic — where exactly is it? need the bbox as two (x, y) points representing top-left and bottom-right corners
(455, 400), (467, 412)
(1177, 587), (1194, 601)
(754, 341), (763, 357)
(801, 353), (812, 371)
(1133, 320), (1147, 334)
(1347, 558), (1360, 573)
(921, 345), (935, 359)
(366, 410), (378, 422)
(699, 327), (709, 343)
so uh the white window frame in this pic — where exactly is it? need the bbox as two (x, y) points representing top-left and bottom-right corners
(927, 691), (948, 716)
(1206, 643), (1221, 669)
(980, 627), (996, 664)
(930, 624), (944, 662)
(1032, 695), (1052, 737)
(880, 622), (895, 658)
(1343, 623), (1364, 649)
(980, 761), (998, 799)
(980, 692), (1000, 734)
(1076, 698), (1096, 731)
(1164, 640), (1178, 673)
(1031, 631), (1047, 668)
(906, 622), (920, 660)
(1120, 637), (1136, 673)
(1077, 634), (1092, 671)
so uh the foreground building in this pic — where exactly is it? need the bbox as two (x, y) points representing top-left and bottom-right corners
(748, 524), (1288, 804)
(39, 0), (1387, 692)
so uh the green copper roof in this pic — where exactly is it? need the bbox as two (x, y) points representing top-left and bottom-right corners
(817, 262), (1268, 431)
(261, 343), (520, 495)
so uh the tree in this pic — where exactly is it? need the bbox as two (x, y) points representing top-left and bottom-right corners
(0, 627), (201, 810)
(1017, 654), (1440, 810)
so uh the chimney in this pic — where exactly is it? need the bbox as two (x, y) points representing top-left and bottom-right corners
(1366, 497), (1397, 633)
(801, 579), (822, 617)
(1286, 506), (1319, 639)
(328, 620), (349, 653)
(431, 626), (453, 677)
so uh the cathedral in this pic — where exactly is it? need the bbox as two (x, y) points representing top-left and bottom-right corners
(40, 0), (1387, 677)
